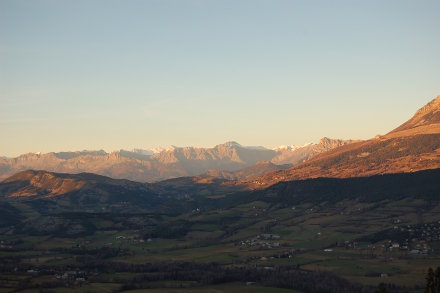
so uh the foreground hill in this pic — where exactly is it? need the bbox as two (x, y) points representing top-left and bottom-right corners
(0, 170), (163, 213)
(2, 167), (439, 231)
(0, 139), (354, 182)
(246, 95), (440, 188)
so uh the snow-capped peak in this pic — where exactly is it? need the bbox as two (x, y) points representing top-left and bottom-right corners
(272, 143), (313, 152)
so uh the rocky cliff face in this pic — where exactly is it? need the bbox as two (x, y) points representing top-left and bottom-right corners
(318, 137), (353, 150)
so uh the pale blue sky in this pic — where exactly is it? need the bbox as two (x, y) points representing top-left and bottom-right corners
(1, 0), (439, 157)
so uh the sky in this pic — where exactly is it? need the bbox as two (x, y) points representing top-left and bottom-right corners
(1, 0), (439, 157)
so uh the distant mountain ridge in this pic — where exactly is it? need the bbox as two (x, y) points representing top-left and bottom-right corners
(0, 139), (354, 182)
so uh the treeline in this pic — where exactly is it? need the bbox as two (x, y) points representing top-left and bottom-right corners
(0, 259), (418, 292)
(121, 265), (373, 293)
(425, 267), (440, 293)
(9, 261), (376, 293)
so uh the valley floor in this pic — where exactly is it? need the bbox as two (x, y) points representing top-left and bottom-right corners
(1, 196), (439, 292)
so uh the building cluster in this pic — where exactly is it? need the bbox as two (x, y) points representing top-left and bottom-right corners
(0, 239), (22, 250)
(386, 222), (440, 255)
(239, 234), (281, 249)
(55, 270), (88, 284)
(337, 222), (440, 256)
(115, 235), (146, 244)
(0, 241), (13, 250)
(22, 268), (93, 286)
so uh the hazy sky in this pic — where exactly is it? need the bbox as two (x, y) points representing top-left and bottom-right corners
(1, 0), (439, 157)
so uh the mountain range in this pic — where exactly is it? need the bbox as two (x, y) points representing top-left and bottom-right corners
(1, 96), (439, 187)
(0, 138), (354, 182)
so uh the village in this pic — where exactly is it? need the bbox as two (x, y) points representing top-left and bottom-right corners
(238, 233), (281, 250)
(333, 221), (440, 257)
